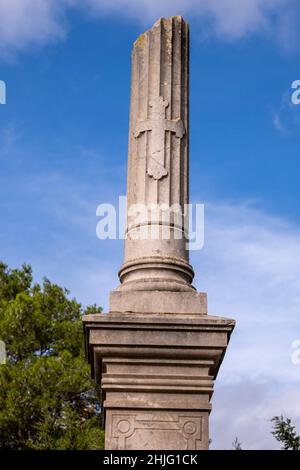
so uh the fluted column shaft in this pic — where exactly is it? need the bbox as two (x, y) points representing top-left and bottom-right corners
(119, 16), (194, 292)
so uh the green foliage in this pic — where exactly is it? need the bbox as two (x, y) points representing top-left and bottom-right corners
(232, 437), (242, 450)
(0, 262), (104, 450)
(271, 416), (300, 450)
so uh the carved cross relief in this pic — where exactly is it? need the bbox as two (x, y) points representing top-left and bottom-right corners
(134, 96), (185, 180)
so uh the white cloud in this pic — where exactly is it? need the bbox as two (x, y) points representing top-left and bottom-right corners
(187, 200), (300, 448)
(3, 145), (300, 446)
(78, 0), (288, 41)
(30, 185), (300, 447)
(0, 0), (299, 58)
(211, 380), (300, 449)
(0, 0), (67, 58)
(69, 198), (300, 448)
(191, 201), (300, 383)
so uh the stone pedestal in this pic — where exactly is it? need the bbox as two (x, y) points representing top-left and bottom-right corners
(83, 313), (234, 450)
(83, 16), (235, 450)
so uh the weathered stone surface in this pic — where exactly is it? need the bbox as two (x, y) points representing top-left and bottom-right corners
(118, 15), (192, 293)
(83, 313), (234, 450)
(110, 290), (207, 314)
(105, 410), (208, 450)
(83, 15), (235, 450)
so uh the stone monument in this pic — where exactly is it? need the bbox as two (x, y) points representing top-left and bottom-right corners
(83, 16), (235, 450)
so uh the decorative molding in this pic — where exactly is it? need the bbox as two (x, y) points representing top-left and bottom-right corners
(109, 412), (203, 450)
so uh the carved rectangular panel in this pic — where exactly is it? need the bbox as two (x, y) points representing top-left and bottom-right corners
(105, 410), (208, 450)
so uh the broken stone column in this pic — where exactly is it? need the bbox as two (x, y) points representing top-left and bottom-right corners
(118, 15), (191, 295)
(83, 16), (235, 450)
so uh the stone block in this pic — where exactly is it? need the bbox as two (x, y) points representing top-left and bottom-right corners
(109, 290), (207, 314)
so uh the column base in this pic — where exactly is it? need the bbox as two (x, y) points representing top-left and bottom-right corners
(83, 310), (235, 450)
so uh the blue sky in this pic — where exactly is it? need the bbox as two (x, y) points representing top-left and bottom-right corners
(1, 0), (300, 449)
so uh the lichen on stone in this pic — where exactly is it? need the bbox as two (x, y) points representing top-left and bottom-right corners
(134, 32), (146, 49)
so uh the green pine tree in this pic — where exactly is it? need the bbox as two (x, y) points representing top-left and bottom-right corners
(271, 416), (300, 450)
(0, 262), (104, 450)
